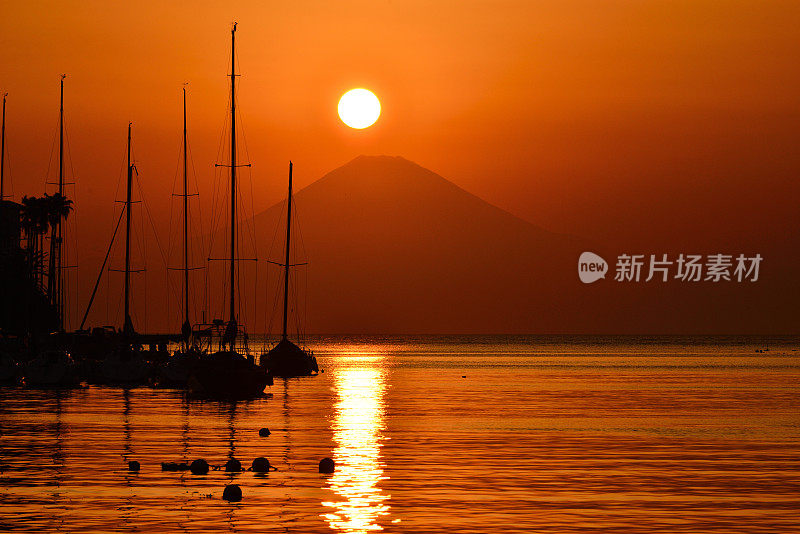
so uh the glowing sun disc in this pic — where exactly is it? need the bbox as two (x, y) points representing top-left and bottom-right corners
(338, 88), (381, 129)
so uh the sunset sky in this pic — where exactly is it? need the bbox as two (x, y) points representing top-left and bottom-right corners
(1, 1), (798, 332)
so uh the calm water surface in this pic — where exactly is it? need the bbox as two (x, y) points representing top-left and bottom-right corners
(1, 336), (799, 533)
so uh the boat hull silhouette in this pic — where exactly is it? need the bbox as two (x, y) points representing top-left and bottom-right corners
(22, 351), (81, 388)
(0, 352), (21, 384)
(156, 350), (200, 387)
(95, 349), (152, 386)
(189, 351), (272, 399)
(261, 338), (318, 377)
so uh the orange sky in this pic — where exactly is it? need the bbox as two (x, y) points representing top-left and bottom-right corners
(1, 1), (798, 332)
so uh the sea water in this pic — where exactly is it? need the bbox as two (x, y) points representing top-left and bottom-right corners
(1, 336), (798, 533)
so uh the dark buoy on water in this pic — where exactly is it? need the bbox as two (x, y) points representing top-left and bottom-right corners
(128, 461), (140, 471)
(162, 462), (190, 471)
(225, 458), (242, 472)
(190, 459), (209, 475)
(258, 427), (270, 437)
(251, 457), (271, 472)
(319, 457), (335, 473)
(222, 484), (242, 502)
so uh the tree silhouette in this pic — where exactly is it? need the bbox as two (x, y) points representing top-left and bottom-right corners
(20, 193), (72, 301)
(21, 196), (49, 288)
(45, 192), (73, 310)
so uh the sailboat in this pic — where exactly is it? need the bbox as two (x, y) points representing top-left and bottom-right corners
(189, 23), (272, 399)
(159, 85), (202, 387)
(20, 77), (81, 387)
(63, 105), (176, 378)
(260, 162), (319, 377)
(96, 123), (151, 386)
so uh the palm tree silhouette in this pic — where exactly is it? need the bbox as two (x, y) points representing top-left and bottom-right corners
(20, 194), (72, 298)
(21, 196), (49, 288)
(45, 192), (73, 313)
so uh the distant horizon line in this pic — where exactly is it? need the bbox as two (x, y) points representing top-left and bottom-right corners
(125, 332), (800, 340)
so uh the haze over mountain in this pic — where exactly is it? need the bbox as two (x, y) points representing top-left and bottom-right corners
(76, 154), (796, 334)
(252, 155), (586, 334)
(244, 156), (796, 335)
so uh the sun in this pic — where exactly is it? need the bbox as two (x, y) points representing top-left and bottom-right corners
(338, 88), (381, 129)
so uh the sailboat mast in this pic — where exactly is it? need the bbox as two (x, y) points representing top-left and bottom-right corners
(183, 86), (190, 329)
(56, 74), (65, 328)
(59, 75), (64, 196)
(1, 93), (6, 200)
(124, 122), (133, 335)
(282, 162), (293, 340)
(229, 23), (237, 324)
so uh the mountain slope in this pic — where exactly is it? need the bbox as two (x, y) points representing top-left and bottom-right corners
(253, 155), (590, 333)
(78, 155), (796, 334)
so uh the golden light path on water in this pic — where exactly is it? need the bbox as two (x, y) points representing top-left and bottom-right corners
(322, 353), (391, 533)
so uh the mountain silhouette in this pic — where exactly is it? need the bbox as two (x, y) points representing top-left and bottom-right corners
(79, 154), (795, 334)
(250, 155), (796, 335)
(253, 155), (592, 334)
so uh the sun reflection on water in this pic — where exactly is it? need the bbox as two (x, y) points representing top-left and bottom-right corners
(322, 365), (390, 532)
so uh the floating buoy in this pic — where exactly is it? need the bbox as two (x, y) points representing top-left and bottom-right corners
(162, 462), (190, 471)
(190, 459), (210, 475)
(222, 484), (242, 502)
(251, 457), (271, 473)
(319, 457), (335, 473)
(128, 460), (140, 471)
(462, 375), (466, 378)
(225, 458), (242, 472)
(258, 427), (270, 437)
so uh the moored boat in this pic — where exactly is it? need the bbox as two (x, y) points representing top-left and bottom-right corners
(22, 350), (81, 387)
(96, 348), (152, 386)
(262, 337), (318, 377)
(156, 348), (200, 387)
(188, 24), (272, 399)
(0, 351), (21, 385)
(190, 349), (271, 399)
(260, 162), (318, 377)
